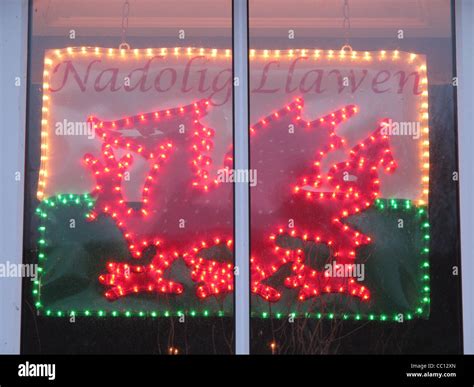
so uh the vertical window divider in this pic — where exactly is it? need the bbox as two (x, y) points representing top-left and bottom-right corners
(232, 0), (250, 355)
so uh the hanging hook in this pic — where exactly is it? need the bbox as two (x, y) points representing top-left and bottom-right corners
(341, 0), (352, 51)
(120, 0), (131, 50)
(341, 44), (353, 53)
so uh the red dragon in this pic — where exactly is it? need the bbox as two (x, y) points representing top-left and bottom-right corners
(83, 97), (397, 304)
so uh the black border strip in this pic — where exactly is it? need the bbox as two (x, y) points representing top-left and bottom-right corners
(20, 0), (34, 354)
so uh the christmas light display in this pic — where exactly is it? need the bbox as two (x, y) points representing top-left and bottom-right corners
(33, 47), (430, 320)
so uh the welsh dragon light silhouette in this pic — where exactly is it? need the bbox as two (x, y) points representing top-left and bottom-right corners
(83, 97), (397, 304)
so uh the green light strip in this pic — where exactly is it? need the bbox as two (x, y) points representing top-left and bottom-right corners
(34, 194), (228, 318)
(250, 311), (415, 322)
(35, 196), (429, 321)
(41, 309), (229, 318)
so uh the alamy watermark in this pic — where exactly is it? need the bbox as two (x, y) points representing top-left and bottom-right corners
(217, 168), (258, 187)
(55, 119), (95, 139)
(0, 261), (38, 281)
(381, 119), (421, 140)
(18, 362), (55, 381)
(324, 261), (365, 282)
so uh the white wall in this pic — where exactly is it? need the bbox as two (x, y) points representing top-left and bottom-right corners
(457, 0), (474, 354)
(0, 0), (28, 354)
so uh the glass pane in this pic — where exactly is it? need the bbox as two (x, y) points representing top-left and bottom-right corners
(23, 0), (234, 354)
(249, 0), (461, 354)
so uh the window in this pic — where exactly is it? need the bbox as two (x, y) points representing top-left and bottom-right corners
(20, 0), (463, 355)
(23, 0), (235, 354)
(249, 0), (461, 354)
